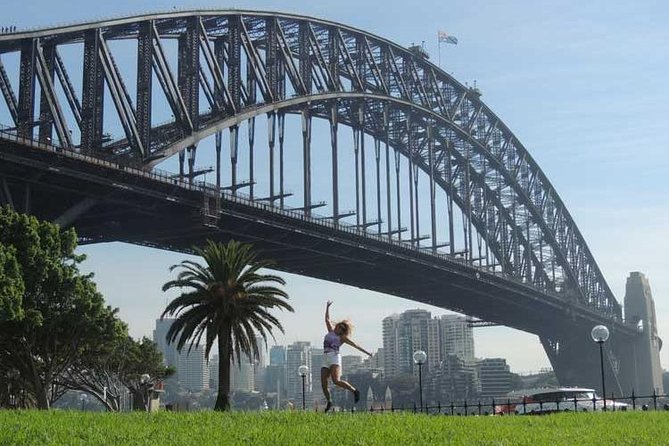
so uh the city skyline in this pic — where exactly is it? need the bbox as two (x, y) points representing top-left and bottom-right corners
(3, 0), (667, 374)
(155, 310), (517, 406)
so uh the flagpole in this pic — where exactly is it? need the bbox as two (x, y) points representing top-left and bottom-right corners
(438, 39), (442, 68)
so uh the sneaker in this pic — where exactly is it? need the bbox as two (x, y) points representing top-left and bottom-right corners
(324, 401), (333, 413)
(353, 389), (360, 404)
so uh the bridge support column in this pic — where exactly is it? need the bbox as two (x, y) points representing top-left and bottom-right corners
(301, 110), (311, 215)
(330, 104), (339, 223)
(540, 324), (624, 397)
(393, 147), (401, 241)
(374, 138), (382, 234)
(230, 125), (238, 195)
(616, 272), (664, 395)
(268, 112), (275, 202)
(278, 113), (285, 208)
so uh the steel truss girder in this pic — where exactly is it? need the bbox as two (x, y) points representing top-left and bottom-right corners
(34, 41), (72, 147)
(158, 92), (553, 288)
(0, 56), (18, 124)
(0, 10), (619, 319)
(97, 30), (145, 156)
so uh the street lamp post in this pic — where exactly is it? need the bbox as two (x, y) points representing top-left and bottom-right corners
(591, 325), (610, 411)
(298, 365), (309, 410)
(413, 350), (427, 412)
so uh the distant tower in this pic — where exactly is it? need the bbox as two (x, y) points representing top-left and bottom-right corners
(623, 272), (663, 394)
(153, 318), (178, 367)
(286, 341), (312, 402)
(439, 314), (475, 362)
(177, 345), (209, 392)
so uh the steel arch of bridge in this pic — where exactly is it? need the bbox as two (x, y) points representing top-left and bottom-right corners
(0, 10), (619, 321)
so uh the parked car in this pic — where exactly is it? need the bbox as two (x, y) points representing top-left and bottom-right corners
(495, 387), (628, 414)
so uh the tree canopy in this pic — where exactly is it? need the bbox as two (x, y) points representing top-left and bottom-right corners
(162, 239), (294, 411)
(0, 206), (122, 409)
(61, 334), (174, 411)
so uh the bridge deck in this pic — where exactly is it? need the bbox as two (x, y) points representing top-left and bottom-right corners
(0, 134), (636, 340)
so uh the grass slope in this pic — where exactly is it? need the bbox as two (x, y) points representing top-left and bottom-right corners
(1, 411), (667, 445)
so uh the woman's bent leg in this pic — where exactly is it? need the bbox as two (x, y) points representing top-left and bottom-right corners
(320, 367), (331, 401)
(330, 365), (355, 392)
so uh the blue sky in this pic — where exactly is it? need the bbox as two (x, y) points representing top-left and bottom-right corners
(2, 0), (668, 373)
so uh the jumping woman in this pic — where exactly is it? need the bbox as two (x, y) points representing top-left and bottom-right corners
(321, 300), (372, 412)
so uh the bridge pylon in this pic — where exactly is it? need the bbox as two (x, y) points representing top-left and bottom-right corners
(540, 323), (624, 397)
(616, 272), (664, 396)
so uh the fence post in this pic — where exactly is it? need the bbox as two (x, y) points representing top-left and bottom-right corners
(413, 402), (417, 413)
(491, 399), (496, 415)
(464, 400), (468, 416)
(477, 401), (482, 416)
(592, 396), (596, 412)
(437, 401), (441, 414)
(653, 390), (657, 411)
(522, 398), (527, 414)
(556, 397), (560, 412)
(611, 393), (616, 412)
(450, 402), (454, 416)
(631, 390), (636, 411)
(573, 396), (577, 412)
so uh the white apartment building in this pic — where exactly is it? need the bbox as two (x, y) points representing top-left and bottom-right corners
(439, 314), (475, 362)
(177, 345), (209, 392)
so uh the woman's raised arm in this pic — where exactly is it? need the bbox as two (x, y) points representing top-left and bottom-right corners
(325, 300), (334, 332)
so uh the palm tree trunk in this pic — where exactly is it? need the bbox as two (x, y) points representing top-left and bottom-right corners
(214, 324), (232, 411)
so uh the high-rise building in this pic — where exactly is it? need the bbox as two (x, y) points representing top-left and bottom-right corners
(427, 318), (441, 373)
(367, 348), (384, 372)
(477, 358), (511, 400)
(231, 354), (255, 393)
(382, 315), (400, 377)
(383, 311), (477, 379)
(439, 315), (475, 362)
(253, 336), (267, 393)
(342, 355), (363, 375)
(431, 354), (477, 403)
(177, 345), (209, 392)
(153, 319), (178, 367)
(383, 310), (436, 377)
(286, 341), (312, 403)
(265, 344), (288, 407)
(309, 347), (324, 406)
(310, 347), (324, 376)
(264, 364), (287, 407)
(269, 345), (286, 366)
(209, 355), (219, 390)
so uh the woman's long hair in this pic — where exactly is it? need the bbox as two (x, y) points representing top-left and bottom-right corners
(334, 320), (353, 337)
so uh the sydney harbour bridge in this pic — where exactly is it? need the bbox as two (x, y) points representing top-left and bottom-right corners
(0, 10), (662, 396)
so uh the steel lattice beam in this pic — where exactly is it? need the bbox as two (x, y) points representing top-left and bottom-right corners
(0, 10), (620, 321)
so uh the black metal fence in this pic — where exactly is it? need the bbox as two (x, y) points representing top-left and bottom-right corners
(339, 391), (669, 415)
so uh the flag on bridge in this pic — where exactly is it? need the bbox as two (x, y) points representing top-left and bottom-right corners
(438, 31), (458, 45)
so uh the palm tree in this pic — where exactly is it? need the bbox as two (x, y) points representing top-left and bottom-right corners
(161, 240), (294, 411)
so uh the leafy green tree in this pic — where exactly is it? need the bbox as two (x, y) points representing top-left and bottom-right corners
(0, 243), (23, 322)
(162, 240), (294, 411)
(0, 206), (120, 409)
(61, 334), (174, 412)
(121, 337), (175, 411)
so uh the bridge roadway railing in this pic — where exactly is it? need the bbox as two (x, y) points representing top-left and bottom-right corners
(0, 123), (609, 319)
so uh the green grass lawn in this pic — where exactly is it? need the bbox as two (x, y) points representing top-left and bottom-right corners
(1, 410), (667, 445)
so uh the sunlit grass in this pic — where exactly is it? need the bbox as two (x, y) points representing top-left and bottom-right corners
(1, 410), (667, 445)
